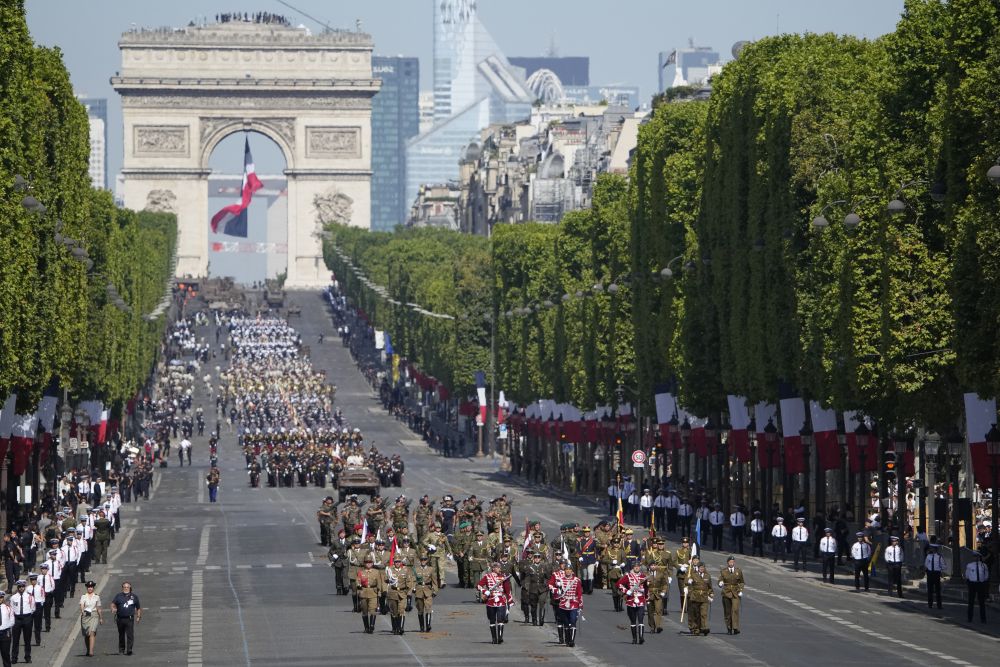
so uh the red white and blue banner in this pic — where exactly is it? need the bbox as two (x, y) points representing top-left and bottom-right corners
(964, 393), (998, 490)
(210, 137), (263, 237)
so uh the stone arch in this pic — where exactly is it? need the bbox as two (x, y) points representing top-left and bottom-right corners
(199, 118), (296, 172)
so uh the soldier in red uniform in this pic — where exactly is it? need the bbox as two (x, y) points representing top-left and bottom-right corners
(551, 560), (583, 647)
(617, 561), (649, 645)
(477, 561), (513, 644)
(547, 559), (569, 644)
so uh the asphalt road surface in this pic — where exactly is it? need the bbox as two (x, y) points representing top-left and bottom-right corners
(42, 290), (999, 667)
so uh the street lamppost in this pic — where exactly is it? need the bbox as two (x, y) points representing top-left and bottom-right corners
(705, 418), (719, 502)
(855, 422), (871, 528)
(922, 431), (941, 536)
(986, 424), (1000, 546)
(667, 415), (679, 486)
(763, 418), (778, 518)
(719, 421), (732, 512)
(680, 417), (692, 490)
(892, 432), (909, 536)
(945, 431), (965, 579)
(799, 423), (815, 517)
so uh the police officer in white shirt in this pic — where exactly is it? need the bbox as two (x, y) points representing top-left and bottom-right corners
(749, 511), (765, 557)
(10, 580), (34, 664)
(709, 504), (726, 550)
(60, 535), (81, 599)
(664, 491), (680, 533)
(964, 551), (990, 623)
(639, 489), (654, 529)
(729, 507), (746, 555)
(39, 562), (56, 632)
(0, 591), (15, 666)
(27, 573), (44, 646)
(770, 517), (788, 563)
(819, 528), (837, 583)
(884, 535), (904, 597)
(850, 532), (872, 591)
(677, 499), (694, 539)
(923, 543), (944, 609)
(791, 517), (810, 572)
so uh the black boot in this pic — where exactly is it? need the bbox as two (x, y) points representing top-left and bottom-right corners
(557, 625), (565, 644)
(638, 625), (645, 645)
(530, 608), (538, 626)
(631, 625), (638, 644)
(399, 616), (406, 635)
(522, 602), (530, 623)
(566, 626), (576, 647)
(368, 615), (377, 633)
(352, 594), (360, 613)
(390, 616), (398, 635)
(425, 613), (432, 632)
(362, 615), (371, 634)
(419, 614), (426, 632)
(497, 623), (504, 644)
(490, 624), (498, 644)
(537, 605), (546, 627)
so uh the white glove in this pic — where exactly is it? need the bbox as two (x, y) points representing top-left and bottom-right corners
(668, 577), (673, 584)
(612, 560), (618, 566)
(659, 592), (666, 598)
(428, 545), (437, 552)
(687, 579), (693, 585)
(709, 595), (714, 603)
(719, 581), (724, 588)
(680, 565), (688, 572)
(683, 587), (689, 595)
(738, 591), (743, 597)
(331, 554), (339, 561)
(579, 557), (584, 562)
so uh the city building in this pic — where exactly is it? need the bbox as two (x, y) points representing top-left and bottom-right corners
(444, 103), (647, 235)
(406, 0), (533, 210)
(658, 44), (722, 91)
(371, 55), (420, 231)
(418, 91), (435, 134)
(77, 96), (108, 190)
(563, 85), (642, 110)
(508, 56), (590, 86)
(408, 182), (461, 230)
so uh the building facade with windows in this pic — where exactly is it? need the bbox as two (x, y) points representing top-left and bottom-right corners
(371, 56), (420, 231)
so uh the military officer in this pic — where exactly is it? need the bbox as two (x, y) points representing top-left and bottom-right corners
(478, 561), (514, 644)
(452, 522), (474, 588)
(518, 551), (550, 626)
(675, 536), (695, 608)
(357, 556), (386, 634)
(395, 536), (418, 567)
(685, 561), (713, 636)
(468, 530), (491, 597)
(413, 553), (438, 632)
(646, 561), (671, 633)
(576, 526), (598, 594)
(347, 537), (367, 611)
(327, 528), (350, 595)
(718, 555), (745, 635)
(341, 497), (362, 537)
(414, 496), (434, 543)
(385, 560), (413, 634)
(601, 536), (627, 612)
(93, 512), (112, 564)
(617, 561), (649, 645)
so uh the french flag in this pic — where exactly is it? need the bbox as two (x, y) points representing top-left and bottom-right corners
(964, 393), (997, 490)
(727, 395), (752, 463)
(779, 395), (807, 475)
(809, 401), (842, 470)
(210, 137), (263, 237)
(475, 371), (487, 425)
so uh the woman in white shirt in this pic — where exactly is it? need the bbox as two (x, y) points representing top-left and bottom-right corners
(79, 580), (103, 657)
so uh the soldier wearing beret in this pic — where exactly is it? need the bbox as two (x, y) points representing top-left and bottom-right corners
(718, 555), (745, 635)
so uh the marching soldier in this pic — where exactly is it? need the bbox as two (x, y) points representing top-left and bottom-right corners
(327, 528), (350, 595)
(718, 555), (745, 635)
(347, 537), (367, 611)
(414, 496), (434, 543)
(601, 535), (627, 612)
(317, 497), (336, 547)
(342, 497), (362, 537)
(385, 560), (413, 634)
(452, 523), (473, 588)
(577, 526), (598, 594)
(551, 560), (583, 647)
(646, 561), (671, 634)
(395, 536), (418, 567)
(477, 561), (513, 644)
(390, 496), (410, 534)
(617, 561), (649, 645)
(675, 536), (695, 609)
(517, 551), (550, 626)
(413, 554), (438, 632)
(468, 531), (491, 598)
(357, 556), (386, 634)
(422, 524), (452, 588)
(685, 561), (713, 636)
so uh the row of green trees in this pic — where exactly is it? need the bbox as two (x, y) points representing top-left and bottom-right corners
(0, 1), (176, 415)
(327, 1), (1000, 431)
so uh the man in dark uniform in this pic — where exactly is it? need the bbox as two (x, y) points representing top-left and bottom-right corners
(328, 528), (350, 595)
(412, 554), (438, 632)
(317, 497), (336, 547)
(517, 551), (550, 626)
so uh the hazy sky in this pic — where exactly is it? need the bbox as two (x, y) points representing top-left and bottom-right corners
(26, 0), (907, 181)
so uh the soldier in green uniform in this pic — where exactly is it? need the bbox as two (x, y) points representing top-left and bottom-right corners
(518, 551), (551, 626)
(390, 496), (410, 532)
(358, 556), (386, 634)
(468, 530), (491, 597)
(644, 537), (675, 615)
(685, 561), (713, 635)
(675, 537), (695, 609)
(452, 522), (473, 588)
(414, 497), (434, 543)
(317, 497), (337, 547)
(395, 536), (418, 567)
(594, 521), (614, 588)
(327, 527), (350, 594)
(646, 561), (671, 633)
(93, 511), (113, 564)
(385, 560), (413, 634)
(601, 535), (627, 612)
(718, 555), (745, 635)
(347, 537), (367, 611)
(422, 524), (452, 588)
(413, 553), (438, 632)
(366, 498), (387, 537)
(342, 497), (362, 537)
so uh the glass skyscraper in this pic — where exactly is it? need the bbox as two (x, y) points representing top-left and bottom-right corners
(371, 56), (419, 231)
(407, 0), (532, 210)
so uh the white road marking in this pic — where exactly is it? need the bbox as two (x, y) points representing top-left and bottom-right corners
(196, 525), (211, 566)
(188, 566), (204, 665)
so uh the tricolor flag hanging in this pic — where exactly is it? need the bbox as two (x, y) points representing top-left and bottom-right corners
(210, 137), (263, 238)
(844, 411), (877, 473)
(654, 384), (678, 448)
(36, 394), (59, 467)
(779, 393), (807, 475)
(475, 371), (487, 425)
(727, 395), (752, 462)
(10, 412), (38, 476)
(497, 391), (507, 425)
(809, 401), (842, 470)
(964, 393), (998, 490)
(0, 394), (18, 466)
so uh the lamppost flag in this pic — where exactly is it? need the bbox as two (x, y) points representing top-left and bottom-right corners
(210, 137), (263, 237)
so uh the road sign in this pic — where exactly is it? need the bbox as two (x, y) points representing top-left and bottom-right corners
(631, 449), (646, 468)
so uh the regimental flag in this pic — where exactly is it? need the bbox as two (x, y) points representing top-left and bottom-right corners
(389, 536), (398, 567)
(617, 496), (625, 528)
(210, 137), (263, 237)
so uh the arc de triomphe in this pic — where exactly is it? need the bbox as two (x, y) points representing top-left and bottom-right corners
(112, 20), (379, 287)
